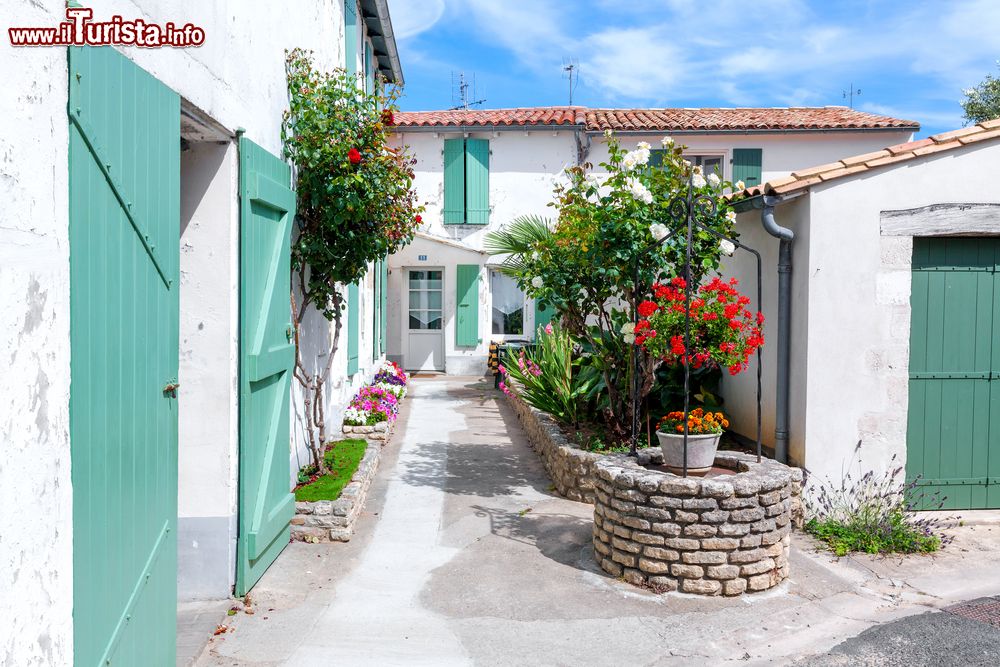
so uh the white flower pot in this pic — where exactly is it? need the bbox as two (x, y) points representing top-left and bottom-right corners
(655, 431), (722, 476)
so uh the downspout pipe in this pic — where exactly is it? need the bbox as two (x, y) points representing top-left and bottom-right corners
(761, 195), (794, 464)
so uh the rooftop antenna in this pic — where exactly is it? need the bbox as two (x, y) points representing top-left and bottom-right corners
(450, 71), (487, 111)
(842, 83), (861, 109)
(562, 58), (579, 105)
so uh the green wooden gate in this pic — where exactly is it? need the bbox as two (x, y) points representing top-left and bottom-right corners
(69, 46), (180, 665)
(236, 137), (296, 594)
(907, 237), (1000, 510)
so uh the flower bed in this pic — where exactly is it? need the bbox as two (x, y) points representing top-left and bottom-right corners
(292, 361), (408, 542)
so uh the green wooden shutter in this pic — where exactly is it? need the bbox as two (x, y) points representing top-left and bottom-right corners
(364, 41), (375, 95)
(906, 238), (1000, 510)
(237, 137), (296, 595)
(455, 264), (480, 347)
(649, 149), (666, 169)
(732, 148), (763, 187)
(347, 282), (360, 374)
(380, 260), (389, 354)
(344, 0), (357, 76)
(69, 45), (180, 666)
(372, 261), (381, 360)
(534, 299), (554, 334)
(465, 138), (490, 224)
(443, 138), (466, 224)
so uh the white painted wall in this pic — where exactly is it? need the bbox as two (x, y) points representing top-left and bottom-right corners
(178, 141), (240, 600)
(0, 2), (72, 662)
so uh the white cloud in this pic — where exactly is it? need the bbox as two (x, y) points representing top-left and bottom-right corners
(582, 28), (683, 98)
(388, 0), (446, 39)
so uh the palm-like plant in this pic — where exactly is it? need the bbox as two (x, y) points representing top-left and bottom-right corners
(483, 214), (553, 277)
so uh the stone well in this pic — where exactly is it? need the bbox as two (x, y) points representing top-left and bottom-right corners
(593, 449), (803, 596)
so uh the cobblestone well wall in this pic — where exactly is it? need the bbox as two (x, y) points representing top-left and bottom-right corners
(593, 451), (803, 596)
(504, 389), (601, 503)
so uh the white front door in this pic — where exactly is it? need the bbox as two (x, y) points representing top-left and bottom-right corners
(406, 268), (445, 371)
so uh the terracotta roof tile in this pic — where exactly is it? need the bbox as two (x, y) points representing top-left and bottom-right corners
(728, 118), (1000, 200)
(393, 106), (919, 132)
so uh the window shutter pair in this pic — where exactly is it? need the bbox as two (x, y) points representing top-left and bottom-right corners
(455, 264), (480, 347)
(443, 138), (489, 224)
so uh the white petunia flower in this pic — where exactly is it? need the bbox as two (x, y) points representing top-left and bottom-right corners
(692, 173), (707, 189)
(720, 239), (736, 256)
(661, 136), (674, 147)
(649, 223), (669, 241)
(621, 322), (635, 334)
(531, 276), (544, 289)
(735, 180), (745, 191)
(725, 210), (737, 223)
(707, 173), (721, 189)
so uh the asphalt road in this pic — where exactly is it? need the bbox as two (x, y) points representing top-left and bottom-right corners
(798, 597), (1000, 666)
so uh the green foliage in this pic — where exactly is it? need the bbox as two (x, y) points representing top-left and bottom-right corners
(805, 514), (940, 557)
(294, 439), (368, 502)
(486, 135), (739, 436)
(283, 48), (423, 321)
(499, 324), (600, 426)
(962, 63), (1000, 124)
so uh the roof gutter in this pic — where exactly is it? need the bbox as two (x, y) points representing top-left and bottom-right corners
(361, 0), (403, 85)
(584, 126), (918, 136)
(393, 124), (586, 134)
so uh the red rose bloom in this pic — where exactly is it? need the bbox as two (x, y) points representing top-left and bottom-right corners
(637, 300), (658, 317)
(348, 148), (362, 164)
(415, 214), (423, 223)
(382, 110), (395, 125)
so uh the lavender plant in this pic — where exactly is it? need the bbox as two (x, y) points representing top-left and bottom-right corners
(804, 441), (953, 556)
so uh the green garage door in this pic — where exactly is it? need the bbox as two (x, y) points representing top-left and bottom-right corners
(69, 47), (180, 665)
(907, 238), (1000, 510)
(236, 137), (296, 594)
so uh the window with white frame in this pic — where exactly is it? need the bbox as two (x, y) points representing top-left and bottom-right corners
(490, 271), (524, 336)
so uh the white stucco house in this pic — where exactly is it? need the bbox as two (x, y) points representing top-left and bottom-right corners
(388, 106), (918, 375)
(1, 0), (401, 663)
(723, 118), (1000, 510)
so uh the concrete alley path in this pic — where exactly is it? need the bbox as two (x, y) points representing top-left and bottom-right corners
(195, 377), (1000, 666)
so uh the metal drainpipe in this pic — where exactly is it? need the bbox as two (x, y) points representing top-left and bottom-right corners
(761, 195), (793, 464)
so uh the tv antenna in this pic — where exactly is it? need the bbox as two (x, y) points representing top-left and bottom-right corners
(450, 72), (487, 111)
(843, 83), (861, 109)
(562, 58), (579, 105)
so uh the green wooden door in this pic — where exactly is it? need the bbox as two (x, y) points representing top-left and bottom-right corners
(69, 46), (180, 666)
(534, 299), (554, 335)
(907, 237), (1000, 509)
(237, 137), (296, 594)
(456, 264), (480, 347)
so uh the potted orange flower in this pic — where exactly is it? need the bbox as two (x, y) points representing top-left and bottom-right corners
(655, 408), (730, 475)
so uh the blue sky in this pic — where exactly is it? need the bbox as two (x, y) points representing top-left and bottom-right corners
(387, 0), (1000, 137)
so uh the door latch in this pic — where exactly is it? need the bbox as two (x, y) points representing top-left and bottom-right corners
(286, 324), (294, 342)
(163, 381), (180, 398)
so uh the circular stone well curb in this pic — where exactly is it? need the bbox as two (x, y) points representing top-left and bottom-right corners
(593, 449), (803, 596)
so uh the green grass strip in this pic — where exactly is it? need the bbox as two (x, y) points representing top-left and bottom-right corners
(294, 438), (368, 502)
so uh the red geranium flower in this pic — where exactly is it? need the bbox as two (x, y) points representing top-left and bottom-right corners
(638, 300), (658, 317)
(348, 148), (362, 164)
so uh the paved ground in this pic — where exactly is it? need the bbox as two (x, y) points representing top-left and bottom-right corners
(193, 376), (1000, 666)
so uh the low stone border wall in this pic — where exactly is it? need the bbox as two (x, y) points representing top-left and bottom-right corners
(593, 450), (803, 596)
(291, 424), (395, 543)
(342, 420), (393, 442)
(504, 389), (601, 503)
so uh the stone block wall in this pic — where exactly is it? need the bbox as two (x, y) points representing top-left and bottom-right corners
(504, 389), (601, 503)
(593, 451), (803, 596)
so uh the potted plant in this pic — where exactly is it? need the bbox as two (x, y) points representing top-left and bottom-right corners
(656, 408), (730, 475)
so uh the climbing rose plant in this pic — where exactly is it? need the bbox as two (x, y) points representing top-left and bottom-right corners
(282, 48), (423, 472)
(634, 276), (764, 376)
